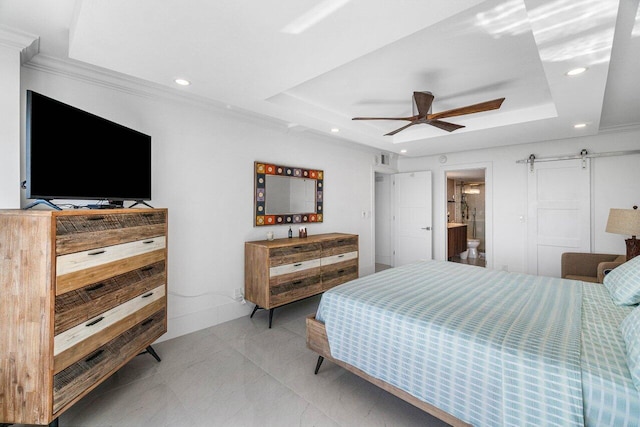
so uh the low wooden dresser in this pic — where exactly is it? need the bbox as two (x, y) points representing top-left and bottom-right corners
(245, 233), (358, 327)
(0, 208), (168, 426)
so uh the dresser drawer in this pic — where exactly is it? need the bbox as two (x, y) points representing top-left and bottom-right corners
(269, 242), (321, 267)
(53, 309), (166, 414)
(54, 285), (165, 373)
(56, 211), (167, 255)
(57, 237), (166, 276)
(56, 237), (166, 295)
(321, 236), (358, 257)
(269, 269), (322, 306)
(322, 259), (358, 290)
(269, 258), (321, 277)
(55, 260), (166, 335)
(321, 250), (358, 267)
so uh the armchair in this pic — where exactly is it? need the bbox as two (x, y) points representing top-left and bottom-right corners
(561, 252), (626, 283)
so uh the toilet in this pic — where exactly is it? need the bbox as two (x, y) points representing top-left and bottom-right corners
(467, 238), (480, 258)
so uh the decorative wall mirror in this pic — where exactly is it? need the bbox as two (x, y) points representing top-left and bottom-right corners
(254, 161), (323, 226)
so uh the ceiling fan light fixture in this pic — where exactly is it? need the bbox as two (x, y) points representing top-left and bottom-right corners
(330, 128), (340, 133)
(174, 78), (191, 86)
(566, 67), (587, 76)
(352, 91), (505, 136)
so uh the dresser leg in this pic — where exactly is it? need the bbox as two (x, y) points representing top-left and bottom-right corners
(49, 417), (59, 427)
(314, 356), (324, 374)
(145, 345), (161, 362)
(250, 304), (260, 318)
(249, 305), (275, 328)
(268, 308), (275, 328)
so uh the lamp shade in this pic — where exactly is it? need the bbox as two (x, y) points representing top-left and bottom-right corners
(606, 208), (640, 237)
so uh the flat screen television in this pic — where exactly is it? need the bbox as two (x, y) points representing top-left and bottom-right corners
(25, 90), (152, 207)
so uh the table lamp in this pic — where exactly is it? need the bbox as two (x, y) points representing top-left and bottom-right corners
(605, 206), (640, 260)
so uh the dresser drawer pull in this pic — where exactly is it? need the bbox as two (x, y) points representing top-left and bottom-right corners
(293, 263), (302, 267)
(143, 240), (155, 244)
(86, 283), (105, 292)
(142, 292), (154, 298)
(338, 254), (345, 258)
(141, 266), (154, 272)
(142, 213), (154, 217)
(338, 270), (345, 274)
(88, 250), (106, 256)
(85, 350), (104, 363)
(293, 246), (302, 249)
(141, 318), (154, 326)
(87, 216), (105, 221)
(337, 240), (344, 243)
(85, 317), (104, 327)
(293, 280), (303, 285)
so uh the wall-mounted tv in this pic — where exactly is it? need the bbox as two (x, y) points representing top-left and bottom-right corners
(25, 90), (152, 207)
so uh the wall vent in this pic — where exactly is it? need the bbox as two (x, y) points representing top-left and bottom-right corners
(377, 153), (390, 165)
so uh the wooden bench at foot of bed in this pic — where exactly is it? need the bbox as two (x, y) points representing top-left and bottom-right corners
(305, 315), (471, 427)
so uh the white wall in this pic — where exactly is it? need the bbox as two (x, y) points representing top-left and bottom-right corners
(0, 44), (21, 208)
(11, 62), (379, 341)
(399, 130), (640, 273)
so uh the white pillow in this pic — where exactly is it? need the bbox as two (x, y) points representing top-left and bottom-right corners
(603, 255), (640, 305)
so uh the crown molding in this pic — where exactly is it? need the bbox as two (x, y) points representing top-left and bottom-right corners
(25, 54), (194, 102)
(0, 25), (39, 63)
(599, 122), (640, 134)
(22, 54), (296, 133)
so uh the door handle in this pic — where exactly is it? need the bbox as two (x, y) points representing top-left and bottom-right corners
(421, 227), (431, 231)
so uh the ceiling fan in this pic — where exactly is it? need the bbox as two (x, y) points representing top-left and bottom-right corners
(352, 91), (505, 136)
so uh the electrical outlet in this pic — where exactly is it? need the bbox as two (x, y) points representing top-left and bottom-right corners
(234, 288), (243, 301)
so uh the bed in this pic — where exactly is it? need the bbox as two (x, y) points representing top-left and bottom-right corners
(306, 259), (640, 426)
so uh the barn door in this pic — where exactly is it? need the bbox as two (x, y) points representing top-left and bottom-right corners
(527, 159), (591, 277)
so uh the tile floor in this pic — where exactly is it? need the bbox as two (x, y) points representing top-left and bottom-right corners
(27, 296), (450, 427)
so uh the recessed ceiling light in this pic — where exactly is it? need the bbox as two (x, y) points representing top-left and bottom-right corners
(566, 67), (587, 76)
(174, 78), (191, 86)
(330, 128), (340, 133)
(400, 149), (407, 153)
(574, 123), (587, 128)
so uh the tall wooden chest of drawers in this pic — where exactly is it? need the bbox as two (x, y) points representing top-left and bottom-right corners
(245, 233), (358, 327)
(0, 208), (168, 426)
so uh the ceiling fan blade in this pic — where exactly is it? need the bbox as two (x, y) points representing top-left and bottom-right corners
(413, 91), (434, 117)
(352, 116), (416, 121)
(384, 122), (417, 136)
(427, 119), (465, 132)
(429, 97), (505, 120)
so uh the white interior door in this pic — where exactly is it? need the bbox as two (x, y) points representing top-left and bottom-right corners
(393, 171), (433, 266)
(527, 159), (591, 277)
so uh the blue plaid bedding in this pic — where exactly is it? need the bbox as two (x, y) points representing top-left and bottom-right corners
(581, 282), (639, 426)
(315, 260), (636, 426)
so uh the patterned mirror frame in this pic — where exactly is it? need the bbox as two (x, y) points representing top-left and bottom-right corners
(255, 161), (323, 226)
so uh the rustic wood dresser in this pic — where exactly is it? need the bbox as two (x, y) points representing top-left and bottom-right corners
(244, 233), (358, 327)
(0, 208), (168, 426)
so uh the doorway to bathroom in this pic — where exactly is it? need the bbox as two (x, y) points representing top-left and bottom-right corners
(446, 168), (487, 268)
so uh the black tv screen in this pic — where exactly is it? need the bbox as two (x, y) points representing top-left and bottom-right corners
(26, 90), (152, 203)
